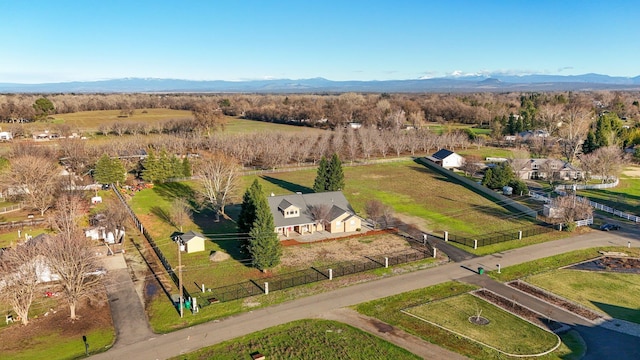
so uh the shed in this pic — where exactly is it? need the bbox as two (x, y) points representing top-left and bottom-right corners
(180, 230), (206, 254)
(426, 149), (464, 169)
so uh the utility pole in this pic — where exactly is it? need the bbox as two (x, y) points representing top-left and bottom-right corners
(177, 237), (184, 318)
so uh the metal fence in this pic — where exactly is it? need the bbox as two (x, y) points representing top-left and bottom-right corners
(0, 218), (45, 230)
(196, 248), (431, 304)
(447, 224), (555, 248)
(111, 185), (192, 301)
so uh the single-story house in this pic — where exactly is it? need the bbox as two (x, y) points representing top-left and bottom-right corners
(267, 191), (361, 238)
(0, 131), (13, 141)
(510, 158), (583, 181)
(426, 149), (464, 169)
(179, 230), (206, 253)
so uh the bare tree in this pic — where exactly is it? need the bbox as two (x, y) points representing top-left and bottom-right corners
(555, 195), (593, 226)
(102, 198), (130, 244)
(47, 193), (88, 240)
(196, 153), (240, 221)
(42, 231), (101, 319)
(0, 243), (41, 325)
(365, 199), (384, 229)
(460, 157), (483, 177)
(170, 197), (193, 232)
(592, 146), (626, 183)
(559, 95), (592, 164)
(308, 203), (331, 231)
(1, 155), (62, 216)
(192, 101), (226, 135)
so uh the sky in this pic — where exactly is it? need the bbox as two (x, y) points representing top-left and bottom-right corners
(1, 0), (639, 83)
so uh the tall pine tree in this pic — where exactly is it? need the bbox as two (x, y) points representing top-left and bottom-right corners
(247, 182), (281, 271)
(327, 153), (344, 191)
(238, 180), (262, 252)
(313, 156), (329, 192)
(313, 153), (344, 192)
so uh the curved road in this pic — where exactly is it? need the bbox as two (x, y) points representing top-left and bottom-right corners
(93, 230), (638, 360)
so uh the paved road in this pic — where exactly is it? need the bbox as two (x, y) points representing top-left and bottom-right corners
(101, 253), (154, 347)
(93, 230), (637, 360)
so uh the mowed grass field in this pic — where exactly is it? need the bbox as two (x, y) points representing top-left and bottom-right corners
(244, 160), (535, 235)
(48, 109), (326, 135)
(356, 282), (579, 360)
(526, 269), (640, 324)
(405, 294), (559, 355)
(170, 319), (421, 360)
(577, 166), (640, 215)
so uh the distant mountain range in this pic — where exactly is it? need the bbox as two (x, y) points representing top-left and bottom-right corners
(2, 74), (640, 93)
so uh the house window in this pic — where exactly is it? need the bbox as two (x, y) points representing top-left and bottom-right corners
(336, 220), (341, 226)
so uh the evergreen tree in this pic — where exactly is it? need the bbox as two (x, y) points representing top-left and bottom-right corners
(247, 182), (281, 271)
(326, 153), (344, 191)
(142, 150), (159, 183)
(582, 131), (597, 154)
(482, 163), (515, 189)
(182, 157), (192, 177)
(169, 155), (183, 178)
(238, 180), (262, 251)
(313, 156), (328, 192)
(94, 154), (125, 185)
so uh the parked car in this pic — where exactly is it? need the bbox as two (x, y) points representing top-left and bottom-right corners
(600, 223), (620, 231)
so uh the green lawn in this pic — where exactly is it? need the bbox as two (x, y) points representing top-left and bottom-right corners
(577, 167), (640, 214)
(526, 269), (640, 324)
(355, 281), (578, 360)
(0, 327), (114, 360)
(245, 160), (536, 236)
(170, 319), (421, 360)
(488, 246), (640, 282)
(456, 146), (530, 160)
(405, 294), (558, 355)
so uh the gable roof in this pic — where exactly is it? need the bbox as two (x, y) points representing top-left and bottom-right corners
(181, 230), (206, 243)
(430, 148), (455, 160)
(267, 191), (355, 228)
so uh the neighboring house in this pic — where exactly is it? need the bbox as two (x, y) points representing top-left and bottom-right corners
(179, 230), (206, 253)
(32, 130), (60, 141)
(267, 191), (361, 238)
(518, 129), (550, 140)
(0, 131), (13, 141)
(348, 122), (362, 129)
(511, 158), (583, 181)
(84, 226), (125, 244)
(426, 149), (464, 169)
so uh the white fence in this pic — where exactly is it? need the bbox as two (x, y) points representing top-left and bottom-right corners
(529, 190), (640, 223)
(575, 218), (594, 227)
(554, 177), (619, 193)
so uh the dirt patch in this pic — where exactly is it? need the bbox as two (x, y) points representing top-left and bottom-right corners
(506, 280), (601, 321)
(568, 256), (640, 274)
(280, 233), (412, 268)
(0, 296), (113, 353)
(622, 166), (640, 178)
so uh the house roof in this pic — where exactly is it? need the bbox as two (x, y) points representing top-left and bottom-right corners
(267, 191), (355, 228)
(181, 230), (206, 243)
(430, 148), (456, 160)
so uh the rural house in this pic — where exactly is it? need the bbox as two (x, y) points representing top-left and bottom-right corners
(510, 159), (583, 181)
(267, 191), (361, 238)
(426, 149), (464, 169)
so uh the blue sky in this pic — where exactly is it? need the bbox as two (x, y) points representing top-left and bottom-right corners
(1, 1), (638, 83)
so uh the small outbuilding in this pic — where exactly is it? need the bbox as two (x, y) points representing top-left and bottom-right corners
(180, 230), (207, 254)
(426, 149), (464, 169)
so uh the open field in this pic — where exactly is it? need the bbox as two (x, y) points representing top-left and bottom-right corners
(47, 109), (326, 135)
(244, 160), (536, 235)
(456, 146), (530, 160)
(526, 269), (640, 324)
(577, 166), (640, 215)
(355, 281), (578, 360)
(170, 319), (421, 360)
(405, 293), (558, 355)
